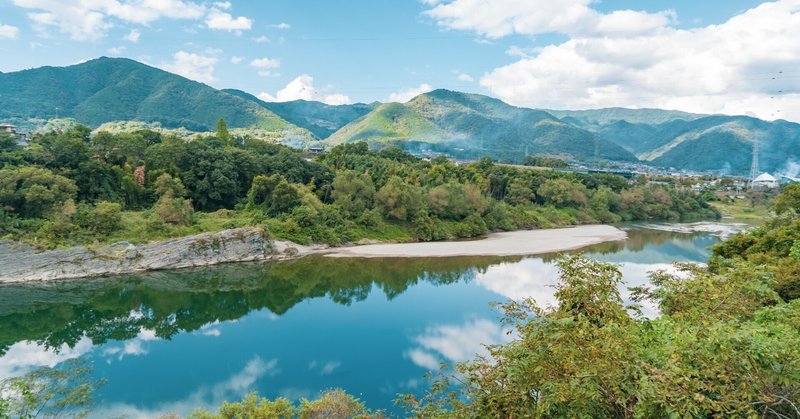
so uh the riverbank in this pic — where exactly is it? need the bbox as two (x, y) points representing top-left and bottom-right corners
(323, 225), (626, 258)
(0, 225), (627, 283)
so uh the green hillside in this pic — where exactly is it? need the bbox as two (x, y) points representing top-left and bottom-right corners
(548, 107), (704, 129)
(328, 89), (636, 163)
(647, 116), (800, 175)
(223, 89), (376, 139)
(0, 57), (304, 136)
(548, 108), (800, 175)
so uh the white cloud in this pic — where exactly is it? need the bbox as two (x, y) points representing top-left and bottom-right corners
(250, 57), (280, 69)
(0, 337), (94, 378)
(205, 9), (252, 31)
(405, 318), (512, 370)
(252, 35), (270, 43)
(90, 356), (278, 418)
(457, 73), (474, 82)
(230, 55), (244, 64)
(388, 83), (434, 102)
(123, 28), (140, 42)
(424, 0), (674, 38)
(163, 51), (218, 84)
(107, 45), (126, 55)
(476, 0), (800, 121)
(12, 0), (206, 41)
(270, 22), (290, 29)
(258, 74), (351, 105)
(213, 1), (231, 10)
(0, 24), (20, 39)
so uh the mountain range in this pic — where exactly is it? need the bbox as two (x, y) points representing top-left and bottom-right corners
(2, 57), (799, 176)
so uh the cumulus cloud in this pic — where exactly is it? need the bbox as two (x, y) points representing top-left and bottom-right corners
(163, 51), (218, 84)
(12, 0), (206, 40)
(205, 9), (252, 32)
(230, 55), (244, 64)
(463, 0), (800, 121)
(258, 74), (351, 105)
(123, 28), (140, 42)
(424, 0), (674, 38)
(388, 83), (434, 102)
(0, 24), (20, 39)
(270, 22), (291, 29)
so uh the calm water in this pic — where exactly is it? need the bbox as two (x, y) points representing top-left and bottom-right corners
(0, 227), (719, 417)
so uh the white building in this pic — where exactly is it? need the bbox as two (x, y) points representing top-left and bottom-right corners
(752, 173), (779, 189)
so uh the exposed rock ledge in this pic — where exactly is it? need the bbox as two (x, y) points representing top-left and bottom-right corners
(0, 225), (628, 283)
(0, 227), (324, 284)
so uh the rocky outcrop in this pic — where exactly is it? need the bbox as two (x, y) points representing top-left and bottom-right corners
(0, 227), (322, 283)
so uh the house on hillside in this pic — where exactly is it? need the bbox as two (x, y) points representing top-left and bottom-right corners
(0, 124), (28, 145)
(307, 146), (324, 156)
(752, 173), (779, 189)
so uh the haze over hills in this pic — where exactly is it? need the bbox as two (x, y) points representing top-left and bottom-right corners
(327, 89), (636, 163)
(222, 88), (377, 139)
(2, 57), (800, 175)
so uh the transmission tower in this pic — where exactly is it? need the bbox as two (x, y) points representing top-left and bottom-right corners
(748, 139), (760, 188)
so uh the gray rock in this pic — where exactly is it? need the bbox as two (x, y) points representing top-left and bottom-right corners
(0, 227), (286, 283)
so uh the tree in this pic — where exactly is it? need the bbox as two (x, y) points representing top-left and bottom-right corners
(216, 118), (231, 145)
(376, 176), (425, 221)
(505, 178), (533, 206)
(153, 173), (193, 225)
(331, 171), (375, 219)
(0, 167), (78, 218)
(775, 183), (800, 215)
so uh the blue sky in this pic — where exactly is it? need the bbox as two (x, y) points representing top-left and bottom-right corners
(0, 1), (798, 121)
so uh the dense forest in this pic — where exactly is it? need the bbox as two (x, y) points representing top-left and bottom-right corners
(0, 123), (717, 249)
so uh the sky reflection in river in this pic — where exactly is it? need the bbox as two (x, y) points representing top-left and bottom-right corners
(0, 227), (719, 416)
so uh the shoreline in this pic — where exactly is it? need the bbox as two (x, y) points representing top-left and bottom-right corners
(0, 225), (626, 283)
(320, 225), (627, 258)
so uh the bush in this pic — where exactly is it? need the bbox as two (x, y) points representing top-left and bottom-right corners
(155, 196), (194, 226)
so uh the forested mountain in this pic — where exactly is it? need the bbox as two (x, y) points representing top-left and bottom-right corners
(0, 57), (307, 137)
(327, 89), (636, 163)
(551, 108), (800, 175)
(223, 89), (377, 139)
(2, 57), (799, 173)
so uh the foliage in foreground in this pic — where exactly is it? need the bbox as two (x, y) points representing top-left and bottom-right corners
(401, 256), (800, 418)
(0, 359), (105, 419)
(188, 389), (381, 419)
(400, 187), (800, 418)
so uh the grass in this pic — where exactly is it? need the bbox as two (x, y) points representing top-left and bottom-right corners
(710, 199), (772, 224)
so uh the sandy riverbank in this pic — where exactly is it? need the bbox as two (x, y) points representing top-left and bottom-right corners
(321, 225), (627, 258)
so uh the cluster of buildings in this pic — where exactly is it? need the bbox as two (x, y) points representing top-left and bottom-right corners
(0, 124), (28, 145)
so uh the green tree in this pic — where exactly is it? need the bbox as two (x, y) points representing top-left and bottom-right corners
(775, 183), (800, 215)
(331, 171), (376, 219)
(0, 166), (78, 218)
(505, 178), (533, 206)
(376, 176), (425, 221)
(216, 118), (231, 145)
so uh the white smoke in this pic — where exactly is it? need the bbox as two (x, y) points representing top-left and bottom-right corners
(777, 160), (800, 180)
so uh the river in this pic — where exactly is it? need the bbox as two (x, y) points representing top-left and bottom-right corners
(0, 225), (726, 417)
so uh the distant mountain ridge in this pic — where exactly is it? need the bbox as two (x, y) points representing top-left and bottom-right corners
(327, 89), (636, 163)
(0, 57), (307, 137)
(2, 57), (800, 175)
(223, 89), (377, 139)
